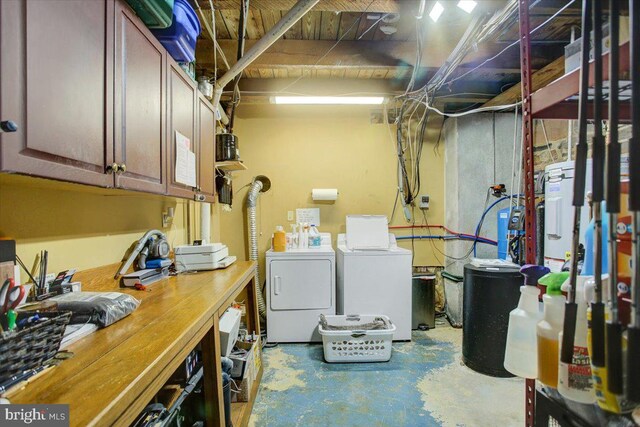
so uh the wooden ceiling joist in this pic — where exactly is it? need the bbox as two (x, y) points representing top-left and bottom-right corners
(199, 0), (400, 12)
(196, 38), (500, 70)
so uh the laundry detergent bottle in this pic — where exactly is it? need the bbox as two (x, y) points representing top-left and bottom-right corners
(273, 225), (286, 252)
(504, 264), (550, 378)
(536, 272), (567, 388)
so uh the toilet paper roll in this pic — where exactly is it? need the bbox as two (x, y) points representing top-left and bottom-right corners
(312, 188), (338, 201)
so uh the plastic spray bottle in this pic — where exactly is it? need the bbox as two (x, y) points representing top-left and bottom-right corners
(504, 264), (550, 378)
(290, 224), (299, 249)
(302, 223), (309, 249)
(273, 225), (286, 252)
(557, 276), (595, 403)
(298, 223), (305, 249)
(536, 272), (568, 388)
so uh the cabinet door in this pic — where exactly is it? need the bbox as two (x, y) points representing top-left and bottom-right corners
(167, 62), (197, 198)
(113, 1), (166, 194)
(0, 0), (114, 186)
(198, 95), (216, 201)
(270, 259), (333, 311)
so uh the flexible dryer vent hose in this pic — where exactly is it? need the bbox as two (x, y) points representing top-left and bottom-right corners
(247, 179), (268, 320)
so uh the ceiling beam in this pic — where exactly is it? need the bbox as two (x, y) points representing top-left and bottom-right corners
(197, 39), (501, 70)
(482, 55), (565, 107)
(201, 0), (401, 12)
(202, 0), (507, 13)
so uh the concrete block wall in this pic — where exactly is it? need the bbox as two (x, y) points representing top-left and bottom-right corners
(444, 112), (522, 276)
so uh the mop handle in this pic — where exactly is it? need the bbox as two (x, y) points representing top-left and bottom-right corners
(626, 0), (640, 403)
(605, 0), (623, 394)
(562, 0), (592, 365)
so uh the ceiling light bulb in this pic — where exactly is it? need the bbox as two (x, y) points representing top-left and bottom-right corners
(272, 96), (385, 105)
(457, 1), (477, 13)
(429, 2), (444, 22)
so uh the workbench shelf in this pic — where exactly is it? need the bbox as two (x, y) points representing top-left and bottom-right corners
(8, 261), (261, 427)
(230, 368), (264, 427)
(531, 41), (631, 121)
(216, 161), (247, 172)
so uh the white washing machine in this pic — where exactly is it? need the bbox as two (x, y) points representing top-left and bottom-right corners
(336, 233), (412, 341)
(266, 234), (335, 343)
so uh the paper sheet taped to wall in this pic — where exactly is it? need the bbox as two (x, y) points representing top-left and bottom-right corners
(175, 131), (196, 187)
(296, 208), (320, 226)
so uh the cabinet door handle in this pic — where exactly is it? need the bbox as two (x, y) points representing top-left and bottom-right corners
(274, 276), (281, 295)
(106, 163), (118, 174)
(0, 121), (18, 133)
(118, 163), (126, 174)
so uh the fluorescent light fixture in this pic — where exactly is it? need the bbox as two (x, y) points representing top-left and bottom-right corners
(272, 96), (385, 105)
(429, 2), (444, 22)
(457, 0), (477, 13)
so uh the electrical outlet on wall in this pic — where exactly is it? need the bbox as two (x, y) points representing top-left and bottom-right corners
(419, 195), (430, 210)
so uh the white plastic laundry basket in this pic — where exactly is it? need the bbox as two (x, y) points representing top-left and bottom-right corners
(318, 314), (396, 363)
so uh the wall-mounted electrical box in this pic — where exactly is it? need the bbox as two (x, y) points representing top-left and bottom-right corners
(419, 195), (430, 210)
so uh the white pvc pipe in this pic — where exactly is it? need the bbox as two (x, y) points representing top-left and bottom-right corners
(200, 202), (211, 244)
(211, 0), (319, 108)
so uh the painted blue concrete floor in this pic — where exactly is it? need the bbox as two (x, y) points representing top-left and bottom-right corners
(249, 321), (524, 427)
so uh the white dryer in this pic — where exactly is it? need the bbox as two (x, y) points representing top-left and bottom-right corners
(336, 233), (412, 341)
(266, 234), (335, 343)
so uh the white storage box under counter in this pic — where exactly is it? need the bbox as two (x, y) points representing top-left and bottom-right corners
(318, 314), (396, 363)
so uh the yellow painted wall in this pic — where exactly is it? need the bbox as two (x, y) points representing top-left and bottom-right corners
(0, 175), (221, 275)
(219, 104), (445, 283)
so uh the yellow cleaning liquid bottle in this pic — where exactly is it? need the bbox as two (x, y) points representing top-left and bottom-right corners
(537, 272), (567, 388)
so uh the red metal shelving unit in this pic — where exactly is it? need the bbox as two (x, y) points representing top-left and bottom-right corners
(518, 2), (537, 425)
(531, 41), (631, 121)
(519, 2), (634, 425)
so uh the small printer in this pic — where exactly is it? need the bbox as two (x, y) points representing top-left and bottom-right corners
(174, 243), (236, 272)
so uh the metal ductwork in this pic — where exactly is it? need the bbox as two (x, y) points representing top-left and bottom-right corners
(211, 0), (319, 110)
(247, 175), (271, 320)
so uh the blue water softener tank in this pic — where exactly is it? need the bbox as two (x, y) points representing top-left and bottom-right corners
(497, 207), (511, 260)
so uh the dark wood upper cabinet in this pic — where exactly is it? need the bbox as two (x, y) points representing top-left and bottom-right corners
(0, 0), (221, 203)
(198, 95), (216, 201)
(0, 0), (114, 187)
(167, 61), (198, 199)
(114, 1), (166, 194)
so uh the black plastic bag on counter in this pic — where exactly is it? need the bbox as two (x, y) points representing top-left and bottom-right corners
(51, 292), (140, 327)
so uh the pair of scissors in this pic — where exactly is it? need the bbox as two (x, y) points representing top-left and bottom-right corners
(1, 279), (24, 330)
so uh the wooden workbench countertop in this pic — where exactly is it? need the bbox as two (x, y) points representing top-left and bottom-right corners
(8, 260), (257, 427)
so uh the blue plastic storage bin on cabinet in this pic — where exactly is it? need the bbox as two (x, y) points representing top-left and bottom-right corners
(151, 0), (200, 63)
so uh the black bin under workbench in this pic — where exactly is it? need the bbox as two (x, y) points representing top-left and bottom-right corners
(462, 263), (521, 377)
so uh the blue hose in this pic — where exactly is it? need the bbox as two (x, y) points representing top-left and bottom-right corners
(473, 196), (512, 257)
